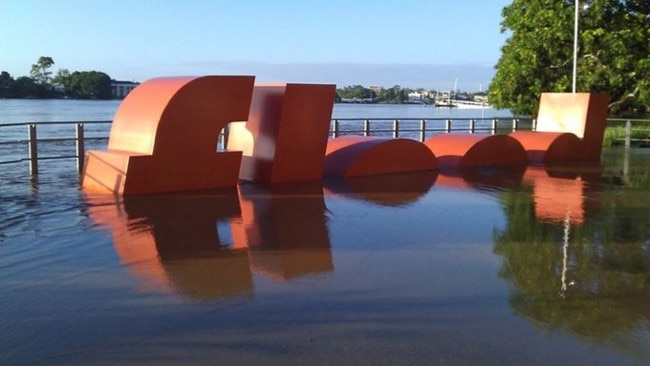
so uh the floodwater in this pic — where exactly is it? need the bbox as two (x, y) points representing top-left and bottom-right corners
(2, 100), (650, 364)
(2, 146), (650, 365)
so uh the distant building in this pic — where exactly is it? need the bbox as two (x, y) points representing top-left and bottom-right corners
(407, 92), (423, 103)
(111, 80), (139, 99)
(53, 83), (65, 93)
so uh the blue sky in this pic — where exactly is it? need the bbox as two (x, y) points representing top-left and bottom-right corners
(1, 0), (512, 91)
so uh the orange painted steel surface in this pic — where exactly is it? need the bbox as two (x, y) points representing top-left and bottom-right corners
(227, 83), (336, 183)
(509, 131), (581, 164)
(324, 136), (438, 177)
(82, 76), (255, 195)
(423, 134), (528, 169)
(510, 92), (610, 164)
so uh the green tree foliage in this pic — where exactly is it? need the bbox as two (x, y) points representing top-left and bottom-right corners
(14, 76), (38, 96)
(336, 85), (418, 104)
(489, 0), (650, 115)
(0, 71), (15, 97)
(30, 56), (55, 85)
(1, 56), (115, 99)
(64, 71), (113, 99)
(337, 85), (372, 100)
(52, 68), (70, 85)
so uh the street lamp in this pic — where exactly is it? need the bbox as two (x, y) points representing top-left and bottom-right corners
(572, 1), (589, 93)
(572, 0), (579, 93)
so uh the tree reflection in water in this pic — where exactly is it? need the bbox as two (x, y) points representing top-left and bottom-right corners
(493, 163), (650, 356)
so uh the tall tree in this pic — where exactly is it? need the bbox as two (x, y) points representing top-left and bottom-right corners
(52, 68), (70, 85)
(30, 56), (55, 85)
(489, 0), (650, 115)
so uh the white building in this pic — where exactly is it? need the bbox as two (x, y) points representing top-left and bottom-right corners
(111, 80), (139, 99)
(407, 92), (424, 103)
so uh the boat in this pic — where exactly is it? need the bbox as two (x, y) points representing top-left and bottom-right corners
(434, 91), (456, 108)
(450, 99), (491, 109)
(435, 79), (491, 109)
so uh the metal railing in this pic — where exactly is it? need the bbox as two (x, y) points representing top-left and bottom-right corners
(0, 120), (111, 175)
(605, 118), (650, 148)
(329, 117), (533, 140)
(2, 117), (649, 176)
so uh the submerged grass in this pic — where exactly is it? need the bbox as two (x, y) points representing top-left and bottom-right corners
(603, 126), (650, 147)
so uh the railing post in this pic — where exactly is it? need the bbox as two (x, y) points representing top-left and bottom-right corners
(76, 123), (85, 173)
(419, 119), (426, 142)
(491, 119), (497, 135)
(393, 119), (399, 138)
(469, 119), (475, 134)
(512, 118), (518, 132)
(28, 124), (38, 175)
(363, 119), (370, 137)
(445, 119), (452, 133)
(332, 119), (339, 138)
(625, 120), (632, 149)
(221, 123), (229, 150)
(532, 118), (537, 131)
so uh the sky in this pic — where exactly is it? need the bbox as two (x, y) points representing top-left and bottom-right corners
(1, 0), (512, 92)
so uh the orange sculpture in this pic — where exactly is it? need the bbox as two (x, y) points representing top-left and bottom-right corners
(226, 83), (336, 183)
(324, 136), (438, 177)
(82, 76), (255, 195)
(423, 134), (528, 169)
(510, 92), (610, 164)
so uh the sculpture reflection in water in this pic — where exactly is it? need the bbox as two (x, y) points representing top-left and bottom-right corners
(232, 182), (333, 280)
(493, 165), (650, 355)
(323, 170), (437, 207)
(87, 173), (445, 299)
(87, 183), (333, 301)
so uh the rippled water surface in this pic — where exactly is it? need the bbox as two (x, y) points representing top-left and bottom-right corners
(2, 101), (650, 365)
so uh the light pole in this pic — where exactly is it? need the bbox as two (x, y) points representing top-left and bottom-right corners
(572, 0), (579, 93)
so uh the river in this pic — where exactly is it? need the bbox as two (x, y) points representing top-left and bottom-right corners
(0, 98), (514, 123)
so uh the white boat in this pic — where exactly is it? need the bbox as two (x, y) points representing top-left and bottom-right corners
(451, 99), (491, 109)
(434, 91), (456, 108)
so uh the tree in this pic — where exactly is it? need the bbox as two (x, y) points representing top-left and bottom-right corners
(65, 71), (113, 99)
(489, 0), (650, 115)
(0, 71), (15, 97)
(30, 56), (55, 85)
(52, 68), (70, 85)
(12, 76), (38, 97)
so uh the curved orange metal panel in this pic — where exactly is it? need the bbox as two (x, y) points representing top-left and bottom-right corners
(324, 136), (438, 177)
(510, 131), (581, 164)
(82, 76), (255, 195)
(424, 134), (527, 169)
